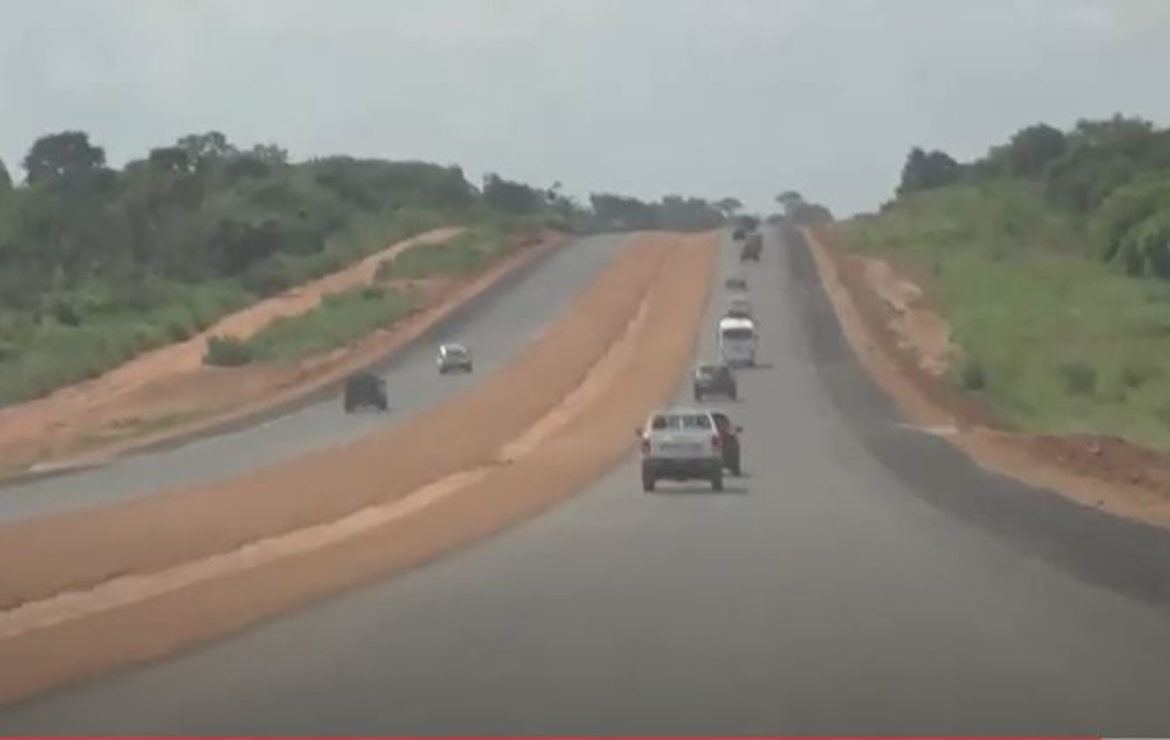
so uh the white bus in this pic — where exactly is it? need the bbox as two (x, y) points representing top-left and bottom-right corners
(717, 317), (757, 367)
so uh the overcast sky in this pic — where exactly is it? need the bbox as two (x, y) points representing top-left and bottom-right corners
(2, 0), (1169, 215)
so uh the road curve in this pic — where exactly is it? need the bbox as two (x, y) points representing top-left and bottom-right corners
(0, 234), (627, 524)
(6, 228), (1170, 734)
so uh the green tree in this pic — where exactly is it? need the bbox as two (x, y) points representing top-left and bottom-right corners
(1007, 123), (1066, 176)
(22, 131), (106, 185)
(775, 190), (802, 210)
(0, 157), (11, 192)
(148, 147), (192, 174)
(897, 147), (961, 195)
(715, 197), (743, 218)
(482, 173), (542, 214)
(177, 131), (237, 163)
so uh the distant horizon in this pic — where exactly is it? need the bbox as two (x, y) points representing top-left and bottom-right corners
(3, 0), (1170, 217)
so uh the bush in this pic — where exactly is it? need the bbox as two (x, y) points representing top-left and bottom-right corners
(244, 285), (416, 361)
(1058, 361), (1097, 396)
(242, 257), (295, 297)
(960, 356), (986, 391)
(203, 335), (253, 366)
(1120, 362), (1160, 389)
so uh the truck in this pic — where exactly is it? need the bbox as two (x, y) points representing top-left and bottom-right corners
(717, 316), (758, 367)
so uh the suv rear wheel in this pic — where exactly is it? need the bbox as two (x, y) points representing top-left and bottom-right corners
(642, 471), (656, 492)
(711, 469), (723, 491)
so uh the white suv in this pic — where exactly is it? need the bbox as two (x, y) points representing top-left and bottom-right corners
(636, 406), (723, 491)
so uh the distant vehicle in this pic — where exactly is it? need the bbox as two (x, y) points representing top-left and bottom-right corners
(724, 296), (753, 320)
(725, 275), (748, 292)
(740, 232), (763, 262)
(637, 407), (724, 491)
(718, 316), (758, 367)
(693, 362), (737, 401)
(436, 342), (473, 374)
(712, 410), (743, 476)
(343, 372), (388, 412)
(732, 227), (747, 241)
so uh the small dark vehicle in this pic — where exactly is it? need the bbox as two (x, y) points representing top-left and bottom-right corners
(725, 275), (748, 292)
(693, 363), (737, 401)
(712, 411), (743, 476)
(732, 227), (747, 241)
(740, 232), (762, 262)
(343, 372), (388, 412)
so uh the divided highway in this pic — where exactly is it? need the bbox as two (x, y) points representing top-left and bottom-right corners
(0, 235), (626, 524)
(6, 228), (1170, 734)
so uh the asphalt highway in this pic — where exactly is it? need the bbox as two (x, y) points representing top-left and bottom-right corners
(0, 234), (627, 524)
(5, 228), (1170, 734)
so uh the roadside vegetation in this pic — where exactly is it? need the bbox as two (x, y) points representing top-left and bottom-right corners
(836, 115), (1170, 448)
(218, 284), (419, 364)
(375, 224), (519, 281)
(0, 131), (742, 406)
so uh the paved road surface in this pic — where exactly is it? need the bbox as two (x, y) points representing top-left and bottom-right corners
(0, 235), (626, 524)
(6, 228), (1170, 734)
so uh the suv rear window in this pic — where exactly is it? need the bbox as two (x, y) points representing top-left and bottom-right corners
(651, 414), (712, 430)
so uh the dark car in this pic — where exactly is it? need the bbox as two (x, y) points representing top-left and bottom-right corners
(725, 275), (748, 292)
(740, 233), (762, 262)
(732, 227), (747, 241)
(343, 371), (387, 412)
(712, 411), (743, 476)
(693, 363), (737, 401)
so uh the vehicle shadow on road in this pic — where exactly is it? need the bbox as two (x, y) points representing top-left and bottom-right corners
(649, 484), (749, 496)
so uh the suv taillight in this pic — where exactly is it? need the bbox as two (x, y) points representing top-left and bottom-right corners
(711, 434), (721, 449)
(641, 438), (651, 454)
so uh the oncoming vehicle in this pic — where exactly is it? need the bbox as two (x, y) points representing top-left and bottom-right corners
(693, 362), (737, 401)
(718, 316), (758, 367)
(724, 296), (753, 320)
(343, 372), (388, 412)
(724, 275), (748, 292)
(436, 342), (473, 374)
(712, 410), (743, 476)
(637, 407), (724, 491)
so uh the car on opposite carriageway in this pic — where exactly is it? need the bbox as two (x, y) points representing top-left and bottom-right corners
(343, 372), (388, 412)
(436, 342), (474, 374)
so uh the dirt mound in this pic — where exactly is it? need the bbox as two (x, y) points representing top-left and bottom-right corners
(0, 231), (717, 708)
(806, 225), (1170, 531)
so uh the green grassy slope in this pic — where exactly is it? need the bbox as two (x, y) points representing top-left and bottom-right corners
(837, 180), (1170, 449)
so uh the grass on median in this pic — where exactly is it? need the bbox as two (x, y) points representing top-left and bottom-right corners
(205, 284), (420, 365)
(837, 179), (1170, 450)
(376, 225), (519, 281)
(202, 222), (529, 367)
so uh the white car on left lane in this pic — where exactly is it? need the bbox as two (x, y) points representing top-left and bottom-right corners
(436, 342), (474, 374)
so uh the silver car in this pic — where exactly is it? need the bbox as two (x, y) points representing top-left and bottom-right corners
(436, 342), (473, 374)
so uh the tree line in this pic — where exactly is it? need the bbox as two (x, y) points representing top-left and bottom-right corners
(0, 129), (744, 403)
(894, 115), (1170, 278)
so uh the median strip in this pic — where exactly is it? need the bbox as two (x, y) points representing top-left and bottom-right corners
(0, 231), (716, 708)
(0, 284), (655, 641)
